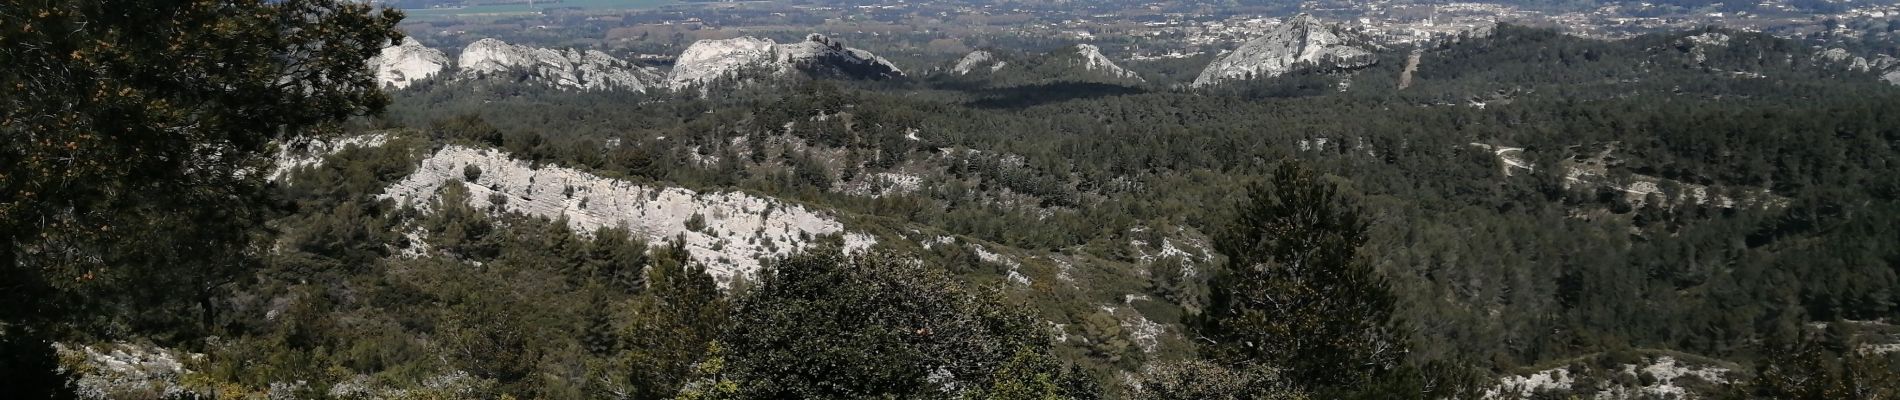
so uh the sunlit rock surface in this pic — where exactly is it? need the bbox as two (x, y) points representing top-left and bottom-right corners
(1192, 14), (1377, 87)
(381, 145), (874, 285)
(457, 38), (660, 92)
(368, 37), (449, 90)
(667, 34), (903, 89)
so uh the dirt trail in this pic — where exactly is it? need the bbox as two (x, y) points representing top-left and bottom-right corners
(1398, 51), (1422, 90)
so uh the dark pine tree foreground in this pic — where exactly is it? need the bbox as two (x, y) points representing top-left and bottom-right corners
(1198, 161), (1409, 394)
(0, 0), (401, 397)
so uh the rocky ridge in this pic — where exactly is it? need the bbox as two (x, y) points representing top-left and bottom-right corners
(667, 34), (903, 90)
(367, 37), (449, 90)
(456, 38), (661, 92)
(951, 50), (1006, 75)
(1192, 14), (1378, 87)
(379, 145), (875, 285)
(944, 45), (1144, 84)
(1814, 47), (1900, 86)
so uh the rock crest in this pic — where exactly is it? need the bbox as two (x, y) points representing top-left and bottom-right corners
(367, 37), (449, 90)
(666, 34), (903, 90)
(952, 50), (1006, 75)
(1192, 14), (1377, 87)
(457, 38), (660, 92)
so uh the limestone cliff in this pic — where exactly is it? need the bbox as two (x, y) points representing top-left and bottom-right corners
(1192, 14), (1377, 87)
(457, 38), (661, 92)
(367, 37), (449, 90)
(667, 34), (903, 90)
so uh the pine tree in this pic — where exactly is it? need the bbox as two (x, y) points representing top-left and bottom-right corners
(1, 0), (400, 396)
(716, 244), (1089, 399)
(1198, 161), (1406, 390)
(621, 240), (726, 400)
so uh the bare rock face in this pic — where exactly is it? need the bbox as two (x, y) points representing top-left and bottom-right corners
(456, 38), (660, 92)
(380, 145), (875, 286)
(667, 34), (903, 90)
(1068, 44), (1144, 82)
(776, 34), (906, 79)
(668, 36), (779, 89)
(368, 37), (449, 90)
(952, 50), (1006, 75)
(1192, 14), (1377, 87)
(1815, 47), (1900, 86)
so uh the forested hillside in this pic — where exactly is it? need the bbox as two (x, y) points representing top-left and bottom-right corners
(5, 2), (1899, 398)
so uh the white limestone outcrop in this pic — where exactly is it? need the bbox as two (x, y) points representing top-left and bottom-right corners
(667, 34), (903, 90)
(952, 50), (1006, 75)
(381, 145), (874, 285)
(1682, 33), (1731, 64)
(457, 38), (660, 92)
(669, 37), (779, 88)
(368, 37), (449, 90)
(1069, 44), (1144, 82)
(1815, 47), (1900, 86)
(1192, 14), (1377, 87)
(269, 133), (391, 182)
(1484, 356), (1731, 399)
(56, 342), (204, 400)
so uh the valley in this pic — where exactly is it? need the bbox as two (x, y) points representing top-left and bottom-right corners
(5, 1), (1900, 399)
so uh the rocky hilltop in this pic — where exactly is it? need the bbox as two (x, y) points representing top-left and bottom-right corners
(667, 34), (903, 90)
(367, 37), (449, 90)
(944, 44), (1144, 84)
(1815, 47), (1900, 86)
(1192, 14), (1378, 87)
(457, 38), (662, 92)
(1067, 44), (1145, 82)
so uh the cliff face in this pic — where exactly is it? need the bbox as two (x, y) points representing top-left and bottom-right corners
(379, 145), (875, 286)
(456, 38), (661, 92)
(1192, 14), (1377, 87)
(667, 34), (903, 90)
(367, 37), (449, 90)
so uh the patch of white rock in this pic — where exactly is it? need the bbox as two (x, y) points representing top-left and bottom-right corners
(836, 172), (923, 198)
(379, 145), (874, 286)
(268, 133), (391, 181)
(666, 34), (904, 90)
(1485, 356), (1731, 399)
(1679, 32), (1731, 64)
(55, 342), (203, 400)
(1192, 14), (1378, 87)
